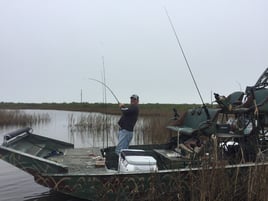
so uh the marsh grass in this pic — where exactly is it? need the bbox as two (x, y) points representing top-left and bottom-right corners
(0, 109), (50, 126)
(67, 112), (171, 145)
(144, 162), (268, 201)
(191, 164), (267, 201)
(140, 114), (172, 144)
(68, 113), (119, 132)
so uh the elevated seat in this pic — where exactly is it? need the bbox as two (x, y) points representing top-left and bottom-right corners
(214, 91), (244, 112)
(255, 88), (268, 112)
(226, 91), (244, 106)
(167, 107), (221, 136)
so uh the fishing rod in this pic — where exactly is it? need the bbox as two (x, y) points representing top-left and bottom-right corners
(101, 56), (109, 149)
(164, 7), (210, 119)
(89, 78), (120, 104)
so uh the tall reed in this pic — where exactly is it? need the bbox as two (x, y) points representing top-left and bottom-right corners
(0, 109), (50, 126)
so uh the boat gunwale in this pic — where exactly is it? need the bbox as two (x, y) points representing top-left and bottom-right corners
(0, 145), (69, 169)
(40, 161), (268, 177)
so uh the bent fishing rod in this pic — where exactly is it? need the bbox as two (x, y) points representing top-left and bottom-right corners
(88, 78), (120, 104)
(164, 7), (210, 119)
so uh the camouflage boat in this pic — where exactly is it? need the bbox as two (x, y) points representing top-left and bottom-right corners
(1, 69), (268, 200)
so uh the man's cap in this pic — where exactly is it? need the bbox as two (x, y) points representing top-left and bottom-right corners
(130, 94), (139, 100)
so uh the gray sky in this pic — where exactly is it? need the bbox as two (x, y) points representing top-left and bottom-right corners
(0, 0), (267, 104)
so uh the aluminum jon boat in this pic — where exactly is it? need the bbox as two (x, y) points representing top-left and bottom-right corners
(0, 126), (267, 201)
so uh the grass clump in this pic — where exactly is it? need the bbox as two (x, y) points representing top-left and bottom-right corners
(0, 110), (50, 126)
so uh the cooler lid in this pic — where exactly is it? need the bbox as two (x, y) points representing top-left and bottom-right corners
(125, 155), (157, 165)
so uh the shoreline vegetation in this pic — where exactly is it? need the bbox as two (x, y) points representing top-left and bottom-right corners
(0, 102), (201, 143)
(0, 102), (200, 116)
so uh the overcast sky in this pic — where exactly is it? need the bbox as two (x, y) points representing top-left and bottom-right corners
(0, 0), (267, 104)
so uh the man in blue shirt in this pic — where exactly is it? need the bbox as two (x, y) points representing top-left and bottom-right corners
(115, 94), (139, 155)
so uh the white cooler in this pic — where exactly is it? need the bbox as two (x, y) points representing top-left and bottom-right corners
(118, 149), (158, 173)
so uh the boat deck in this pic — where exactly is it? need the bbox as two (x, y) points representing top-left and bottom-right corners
(48, 147), (112, 175)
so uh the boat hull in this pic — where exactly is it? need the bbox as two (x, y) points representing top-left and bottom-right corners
(34, 163), (268, 201)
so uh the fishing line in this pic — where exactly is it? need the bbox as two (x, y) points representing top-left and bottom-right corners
(164, 7), (210, 119)
(89, 78), (120, 104)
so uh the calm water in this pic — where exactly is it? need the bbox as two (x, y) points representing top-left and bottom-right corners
(0, 110), (147, 201)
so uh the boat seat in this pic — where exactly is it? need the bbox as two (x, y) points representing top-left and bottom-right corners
(226, 91), (244, 106)
(167, 108), (220, 136)
(254, 88), (268, 113)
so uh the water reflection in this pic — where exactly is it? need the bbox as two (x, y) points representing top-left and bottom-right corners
(24, 191), (88, 201)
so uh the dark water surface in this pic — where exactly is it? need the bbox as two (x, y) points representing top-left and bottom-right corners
(0, 110), (147, 201)
(0, 159), (88, 201)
